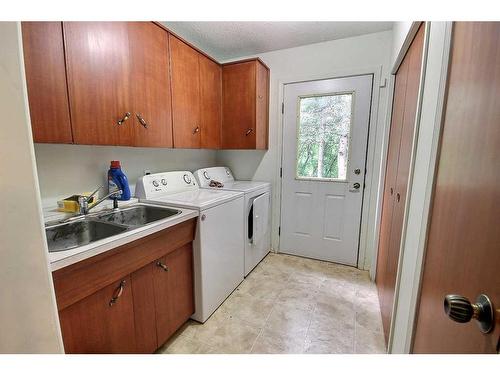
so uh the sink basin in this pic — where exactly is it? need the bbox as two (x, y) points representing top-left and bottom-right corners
(46, 219), (128, 253)
(95, 204), (180, 227)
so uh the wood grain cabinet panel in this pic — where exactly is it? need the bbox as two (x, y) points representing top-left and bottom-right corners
(153, 244), (194, 346)
(199, 55), (222, 149)
(59, 276), (136, 354)
(21, 22), (73, 143)
(53, 219), (196, 353)
(222, 59), (269, 149)
(129, 22), (173, 147)
(169, 35), (201, 148)
(63, 22), (134, 146)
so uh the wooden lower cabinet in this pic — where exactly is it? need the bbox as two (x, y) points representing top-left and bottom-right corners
(53, 219), (196, 354)
(59, 276), (136, 354)
(153, 244), (195, 344)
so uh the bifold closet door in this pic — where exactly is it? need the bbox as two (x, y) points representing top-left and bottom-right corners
(376, 24), (425, 343)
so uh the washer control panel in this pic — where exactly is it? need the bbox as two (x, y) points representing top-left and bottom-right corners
(135, 171), (198, 199)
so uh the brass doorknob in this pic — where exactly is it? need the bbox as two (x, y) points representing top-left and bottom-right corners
(444, 294), (495, 333)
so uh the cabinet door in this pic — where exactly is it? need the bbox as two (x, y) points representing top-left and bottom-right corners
(22, 22), (73, 143)
(199, 55), (221, 149)
(255, 61), (269, 149)
(165, 244), (194, 333)
(130, 263), (157, 353)
(153, 245), (194, 346)
(129, 22), (173, 147)
(169, 35), (201, 148)
(64, 22), (134, 146)
(222, 61), (256, 149)
(58, 277), (136, 353)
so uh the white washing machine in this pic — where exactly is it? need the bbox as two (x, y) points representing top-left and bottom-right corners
(193, 167), (271, 276)
(135, 171), (244, 323)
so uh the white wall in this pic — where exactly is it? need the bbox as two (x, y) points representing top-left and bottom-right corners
(391, 22), (414, 68)
(217, 30), (393, 269)
(0, 22), (63, 353)
(34, 145), (217, 208)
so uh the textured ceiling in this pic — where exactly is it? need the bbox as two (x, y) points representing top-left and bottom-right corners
(162, 22), (393, 61)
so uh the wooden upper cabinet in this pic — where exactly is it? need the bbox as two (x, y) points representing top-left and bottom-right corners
(64, 22), (134, 146)
(22, 22), (73, 144)
(222, 59), (269, 149)
(64, 22), (173, 147)
(169, 35), (201, 148)
(199, 55), (222, 149)
(129, 22), (173, 147)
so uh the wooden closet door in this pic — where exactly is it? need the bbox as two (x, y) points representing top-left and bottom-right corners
(64, 22), (133, 146)
(22, 22), (73, 144)
(129, 22), (173, 147)
(199, 54), (221, 149)
(169, 35), (201, 148)
(376, 24), (425, 342)
(376, 56), (409, 341)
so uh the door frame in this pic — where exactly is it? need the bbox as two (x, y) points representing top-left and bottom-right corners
(389, 22), (453, 353)
(276, 65), (384, 270)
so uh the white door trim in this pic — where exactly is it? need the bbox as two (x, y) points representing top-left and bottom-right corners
(389, 22), (453, 353)
(276, 65), (385, 271)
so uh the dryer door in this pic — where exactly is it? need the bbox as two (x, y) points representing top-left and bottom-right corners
(252, 192), (270, 244)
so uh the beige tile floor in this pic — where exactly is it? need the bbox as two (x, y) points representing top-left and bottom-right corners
(158, 253), (386, 354)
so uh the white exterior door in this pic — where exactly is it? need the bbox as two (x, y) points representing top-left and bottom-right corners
(280, 75), (372, 266)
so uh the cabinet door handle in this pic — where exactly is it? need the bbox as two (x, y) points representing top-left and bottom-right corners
(156, 261), (169, 272)
(396, 192), (401, 202)
(109, 280), (126, 307)
(245, 128), (254, 136)
(117, 112), (131, 126)
(136, 113), (148, 128)
(193, 126), (200, 135)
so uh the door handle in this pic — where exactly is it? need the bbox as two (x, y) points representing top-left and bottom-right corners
(109, 280), (126, 307)
(156, 261), (169, 272)
(444, 294), (495, 333)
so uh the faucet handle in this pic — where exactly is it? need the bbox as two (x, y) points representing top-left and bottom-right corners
(88, 185), (104, 202)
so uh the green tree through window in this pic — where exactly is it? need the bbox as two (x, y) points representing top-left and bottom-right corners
(297, 93), (352, 180)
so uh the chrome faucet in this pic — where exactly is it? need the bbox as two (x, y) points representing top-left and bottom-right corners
(78, 185), (123, 215)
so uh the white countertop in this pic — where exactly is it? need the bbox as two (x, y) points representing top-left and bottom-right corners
(44, 200), (198, 272)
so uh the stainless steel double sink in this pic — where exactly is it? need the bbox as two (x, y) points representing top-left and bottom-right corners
(45, 204), (180, 253)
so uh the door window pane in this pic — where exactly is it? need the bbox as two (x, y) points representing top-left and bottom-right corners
(296, 93), (352, 180)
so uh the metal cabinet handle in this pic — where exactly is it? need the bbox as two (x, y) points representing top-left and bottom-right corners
(156, 261), (169, 272)
(117, 112), (131, 126)
(245, 128), (254, 136)
(193, 126), (200, 135)
(109, 280), (126, 307)
(136, 113), (148, 128)
(390, 187), (394, 195)
(396, 192), (401, 202)
(258, 95), (263, 99)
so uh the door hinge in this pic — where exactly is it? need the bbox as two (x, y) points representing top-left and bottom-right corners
(280, 167), (283, 178)
(278, 226), (281, 236)
(281, 102), (284, 114)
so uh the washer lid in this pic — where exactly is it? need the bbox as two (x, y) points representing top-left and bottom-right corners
(142, 189), (243, 210)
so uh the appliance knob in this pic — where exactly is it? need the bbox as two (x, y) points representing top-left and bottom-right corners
(203, 171), (210, 180)
(161, 179), (167, 186)
(183, 174), (192, 184)
(152, 180), (159, 187)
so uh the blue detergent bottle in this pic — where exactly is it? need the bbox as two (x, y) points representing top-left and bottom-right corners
(108, 160), (131, 201)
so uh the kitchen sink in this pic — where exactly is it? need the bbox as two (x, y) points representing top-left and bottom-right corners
(46, 219), (128, 253)
(95, 204), (180, 227)
(45, 204), (181, 253)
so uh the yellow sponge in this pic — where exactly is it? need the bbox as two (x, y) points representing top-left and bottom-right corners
(57, 193), (95, 213)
